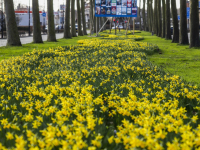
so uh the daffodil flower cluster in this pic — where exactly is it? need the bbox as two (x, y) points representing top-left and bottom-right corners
(0, 37), (200, 150)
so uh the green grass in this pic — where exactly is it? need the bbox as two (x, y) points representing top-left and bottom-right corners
(135, 31), (200, 85)
(0, 35), (98, 61)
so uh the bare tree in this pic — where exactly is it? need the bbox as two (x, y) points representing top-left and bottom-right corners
(32, 0), (43, 43)
(47, 0), (56, 42)
(4, 0), (21, 46)
(77, 0), (83, 36)
(64, 0), (71, 38)
(190, 0), (199, 48)
(71, 0), (77, 37)
(179, 0), (188, 44)
(81, 0), (87, 35)
(171, 0), (179, 43)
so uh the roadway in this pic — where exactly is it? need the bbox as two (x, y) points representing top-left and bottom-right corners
(0, 33), (64, 47)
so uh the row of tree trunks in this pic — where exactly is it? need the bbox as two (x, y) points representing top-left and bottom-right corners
(4, 0), (200, 48)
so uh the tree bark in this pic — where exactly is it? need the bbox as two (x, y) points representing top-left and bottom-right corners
(153, 0), (158, 35)
(90, 0), (93, 35)
(179, 0), (188, 44)
(147, 0), (149, 31)
(4, 0), (21, 46)
(139, 0), (142, 30)
(190, 0), (199, 48)
(32, 0), (43, 43)
(71, 0), (77, 37)
(165, 0), (171, 39)
(143, 0), (146, 31)
(81, 0), (87, 35)
(64, 0), (71, 38)
(104, 17), (107, 30)
(171, 0), (179, 43)
(162, 0), (165, 38)
(47, 0), (56, 42)
(150, 0), (154, 31)
(157, 0), (162, 37)
(77, 0), (83, 36)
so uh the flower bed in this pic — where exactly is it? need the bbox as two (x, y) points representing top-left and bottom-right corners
(0, 38), (200, 149)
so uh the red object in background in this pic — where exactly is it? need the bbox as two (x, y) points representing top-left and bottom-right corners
(125, 21), (127, 23)
(117, 21), (118, 23)
(113, 19), (115, 21)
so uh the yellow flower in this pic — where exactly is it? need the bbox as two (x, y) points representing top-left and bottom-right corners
(6, 132), (14, 140)
(108, 136), (114, 144)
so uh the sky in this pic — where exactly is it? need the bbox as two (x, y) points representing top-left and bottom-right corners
(13, 0), (66, 11)
(13, 0), (180, 11)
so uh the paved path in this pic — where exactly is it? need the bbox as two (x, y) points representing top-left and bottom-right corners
(0, 33), (64, 47)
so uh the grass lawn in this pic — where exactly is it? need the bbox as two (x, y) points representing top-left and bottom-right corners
(135, 31), (200, 85)
(0, 35), (98, 61)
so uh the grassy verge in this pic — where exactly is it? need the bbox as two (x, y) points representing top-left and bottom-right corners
(0, 35), (97, 61)
(135, 31), (200, 85)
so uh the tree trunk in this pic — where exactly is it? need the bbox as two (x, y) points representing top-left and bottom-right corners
(157, 0), (162, 37)
(94, 17), (97, 33)
(97, 17), (100, 32)
(104, 18), (107, 30)
(171, 0), (179, 43)
(147, 0), (149, 31)
(64, 0), (71, 38)
(71, 0), (77, 37)
(4, 0), (21, 46)
(47, 0), (56, 42)
(101, 17), (104, 31)
(90, 0), (93, 35)
(139, 0), (142, 30)
(179, 0), (188, 44)
(150, 0), (154, 31)
(32, 0), (43, 43)
(162, 0), (166, 38)
(77, 0), (83, 36)
(143, 0), (146, 31)
(147, 0), (152, 32)
(190, 0), (199, 48)
(153, 0), (158, 35)
(165, 0), (171, 39)
(81, 0), (87, 35)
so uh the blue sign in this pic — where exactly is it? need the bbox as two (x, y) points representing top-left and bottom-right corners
(199, 1), (200, 8)
(187, 7), (190, 19)
(95, 0), (137, 17)
(178, 15), (180, 20)
(42, 12), (46, 17)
